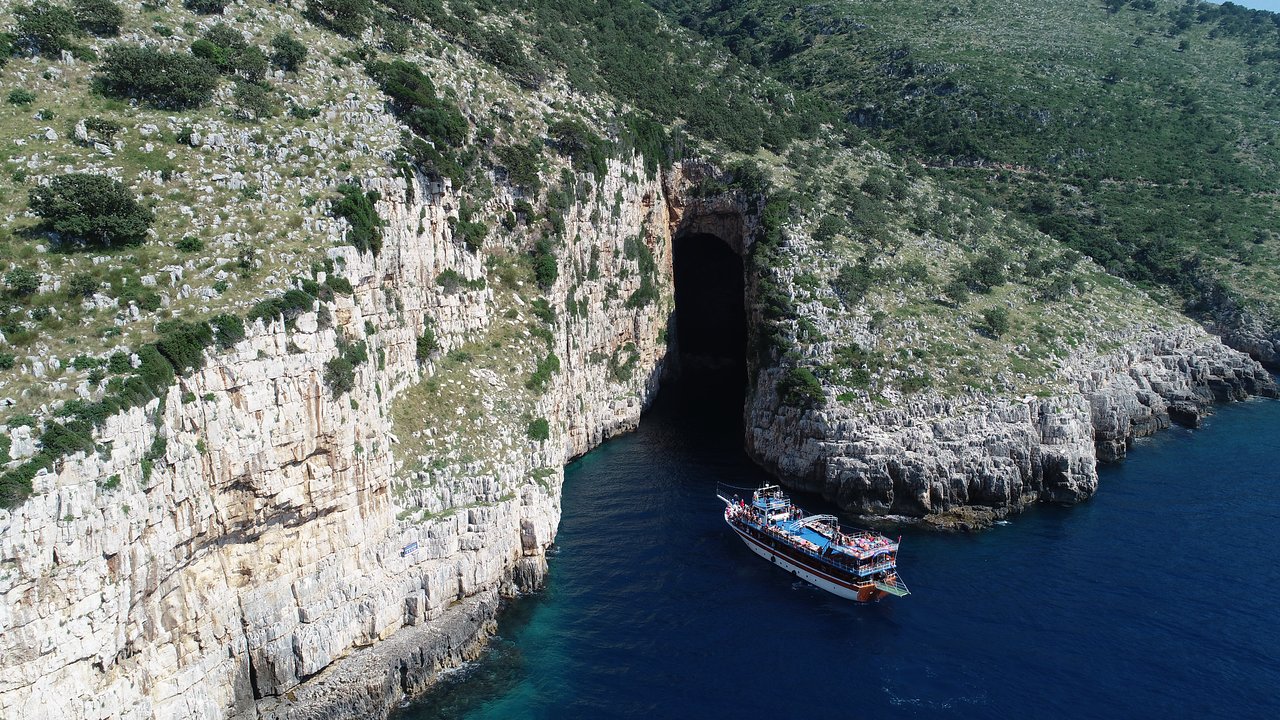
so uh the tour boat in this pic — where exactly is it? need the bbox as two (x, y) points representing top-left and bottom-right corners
(717, 484), (909, 602)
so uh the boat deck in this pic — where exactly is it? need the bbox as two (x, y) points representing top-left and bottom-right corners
(775, 519), (834, 551)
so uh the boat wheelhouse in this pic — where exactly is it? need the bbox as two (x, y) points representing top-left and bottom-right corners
(717, 484), (909, 602)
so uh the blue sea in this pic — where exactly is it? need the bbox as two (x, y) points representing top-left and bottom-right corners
(398, 382), (1280, 719)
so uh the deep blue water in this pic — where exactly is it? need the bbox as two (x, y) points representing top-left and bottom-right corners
(399, 382), (1280, 720)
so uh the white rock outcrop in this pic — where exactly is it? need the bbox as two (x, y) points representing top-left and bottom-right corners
(0, 156), (674, 720)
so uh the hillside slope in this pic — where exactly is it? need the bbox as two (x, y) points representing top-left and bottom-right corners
(0, 0), (1274, 716)
(651, 0), (1280, 356)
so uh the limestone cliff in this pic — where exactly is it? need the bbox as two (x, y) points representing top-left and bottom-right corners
(748, 325), (1276, 526)
(0, 155), (674, 719)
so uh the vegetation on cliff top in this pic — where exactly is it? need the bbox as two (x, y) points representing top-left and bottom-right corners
(1, 0), (1276, 509)
(648, 0), (1280, 316)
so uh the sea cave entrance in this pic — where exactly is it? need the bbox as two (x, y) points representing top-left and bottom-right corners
(669, 232), (747, 405)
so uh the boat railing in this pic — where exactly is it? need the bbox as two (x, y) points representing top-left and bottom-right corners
(855, 561), (895, 577)
(874, 575), (910, 597)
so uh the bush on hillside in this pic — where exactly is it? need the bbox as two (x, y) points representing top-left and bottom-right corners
(494, 142), (542, 192)
(333, 184), (382, 255)
(527, 417), (550, 441)
(191, 24), (267, 82)
(324, 340), (369, 395)
(8, 89), (36, 106)
(777, 366), (825, 408)
(72, 0), (123, 37)
(183, 0), (227, 14)
(154, 319), (213, 373)
(0, 33), (14, 68)
(4, 268), (40, 297)
(28, 173), (154, 248)
(233, 81), (278, 120)
(305, 0), (372, 38)
(532, 236), (558, 290)
(980, 307), (1011, 339)
(14, 2), (79, 57)
(366, 59), (468, 147)
(547, 118), (608, 180)
(66, 272), (98, 298)
(96, 45), (219, 109)
(415, 325), (438, 362)
(270, 33), (307, 71)
(210, 313), (245, 349)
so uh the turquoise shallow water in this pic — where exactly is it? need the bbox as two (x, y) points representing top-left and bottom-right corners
(398, 383), (1280, 719)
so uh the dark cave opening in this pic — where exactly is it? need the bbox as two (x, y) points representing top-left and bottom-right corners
(670, 232), (747, 397)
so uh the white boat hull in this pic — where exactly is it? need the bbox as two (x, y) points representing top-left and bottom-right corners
(727, 515), (867, 602)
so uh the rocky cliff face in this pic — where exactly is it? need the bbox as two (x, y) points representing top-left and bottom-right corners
(2, 152), (1276, 719)
(1199, 280), (1280, 368)
(0, 155), (675, 719)
(747, 325), (1276, 526)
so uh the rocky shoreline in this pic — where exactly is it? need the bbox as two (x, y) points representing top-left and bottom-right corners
(250, 578), (524, 720)
(748, 326), (1277, 525)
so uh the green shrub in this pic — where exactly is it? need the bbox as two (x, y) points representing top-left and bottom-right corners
(0, 33), (13, 69)
(608, 343), (640, 382)
(155, 319), (213, 373)
(305, 0), (372, 38)
(176, 236), (204, 252)
(943, 277), (970, 305)
(530, 298), (556, 326)
(8, 89), (36, 106)
(325, 342), (369, 397)
(28, 173), (154, 248)
(4, 268), (40, 297)
(495, 142), (543, 191)
(95, 45), (219, 109)
(270, 32), (307, 71)
(325, 275), (353, 295)
(415, 324), (438, 362)
(958, 247), (1011, 293)
(812, 215), (847, 246)
(366, 59), (468, 148)
(324, 356), (354, 395)
(532, 236), (558, 290)
(333, 184), (382, 255)
(72, 0), (123, 37)
(451, 203), (488, 252)
(832, 258), (879, 305)
(83, 116), (121, 142)
(40, 419), (94, 457)
(527, 417), (550, 441)
(183, 0), (227, 14)
(211, 313), (244, 349)
(980, 307), (1011, 339)
(0, 455), (53, 507)
(341, 339), (368, 366)
(67, 272), (97, 298)
(526, 352), (560, 393)
(15, 2), (79, 57)
(192, 24), (267, 82)
(900, 372), (932, 394)
(0, 353), (16, 370)
(777, 367), (825, 408)
(232, 81), (278, 119)
(547, 118), (609, 180)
